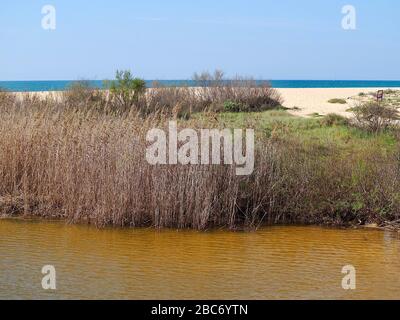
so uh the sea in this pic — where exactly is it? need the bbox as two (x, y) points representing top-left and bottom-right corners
(1, 80), (400, 92)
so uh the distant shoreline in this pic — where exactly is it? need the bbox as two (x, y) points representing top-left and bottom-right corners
(2, 80), (400, 92)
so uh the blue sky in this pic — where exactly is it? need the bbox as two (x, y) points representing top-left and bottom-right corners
(1, 0), (399, 80)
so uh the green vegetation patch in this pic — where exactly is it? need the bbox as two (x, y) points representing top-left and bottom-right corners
(328, 98), (347, 104)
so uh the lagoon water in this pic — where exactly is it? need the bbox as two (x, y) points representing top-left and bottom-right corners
(1, 219), (400, 300)
(2, 80), (400, 92)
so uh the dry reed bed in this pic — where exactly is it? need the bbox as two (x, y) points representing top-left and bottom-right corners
(0, 106), (264, 229)
(1, 91), (400, 229)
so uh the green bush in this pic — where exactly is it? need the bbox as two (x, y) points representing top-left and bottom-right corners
(384, 89), (398, 95)
(223, 100), (243, 112)
(192, 71), (283, 113)
(109, 70), (146, 112)
(348, 102), (400, 133)
(320, 113), (349, 127)
(328, 98), (347, 104)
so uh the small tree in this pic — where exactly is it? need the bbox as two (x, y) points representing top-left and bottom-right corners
(109, 70), (146, 112)
(349, 102), (400, 133)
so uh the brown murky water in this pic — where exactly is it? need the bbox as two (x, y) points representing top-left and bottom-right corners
(0, 219), (399, 300)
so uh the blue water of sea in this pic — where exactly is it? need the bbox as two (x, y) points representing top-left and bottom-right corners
(1, 80), (400, 92)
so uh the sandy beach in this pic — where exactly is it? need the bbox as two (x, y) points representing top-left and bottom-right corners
(14, 87), (400, 118)
(278, 87), (400, 117)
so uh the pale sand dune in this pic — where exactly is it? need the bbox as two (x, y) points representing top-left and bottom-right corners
(14, 87), (400, 118)
(278, 88), (400, 117)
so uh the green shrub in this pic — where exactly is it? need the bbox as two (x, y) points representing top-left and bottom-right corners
(192, 71), (283, 113)
(223, 100), (243, 112)
(384, 89), (398, 95)
(348, 102), (400, 133)
(320, 113), (349, 127)
(328, 98), (347, 104)
(109, 70), (146, 112)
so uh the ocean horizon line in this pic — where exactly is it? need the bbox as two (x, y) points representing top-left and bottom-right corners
(1, 79), (400, 92)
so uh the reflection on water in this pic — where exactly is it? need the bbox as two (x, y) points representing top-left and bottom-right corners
(0, 219), (399, 300)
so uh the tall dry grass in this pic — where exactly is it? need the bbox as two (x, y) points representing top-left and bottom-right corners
(147, 76), (283, 116)
(0, 97), (264, 229)
(0, 89), (400, 229)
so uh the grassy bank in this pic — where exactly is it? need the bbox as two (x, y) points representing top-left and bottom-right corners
(1, 84), (400, 230)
